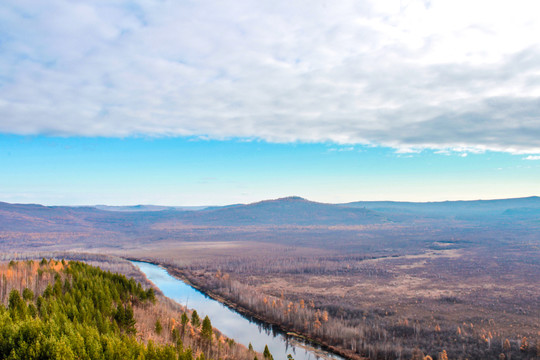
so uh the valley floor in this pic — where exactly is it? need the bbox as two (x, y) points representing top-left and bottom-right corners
(126, 240), (540, 360)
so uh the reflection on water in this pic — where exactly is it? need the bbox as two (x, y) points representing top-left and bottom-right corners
(132, 261), (345, 360)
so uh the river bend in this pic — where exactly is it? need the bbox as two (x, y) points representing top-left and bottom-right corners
(132, 261), (345, 360)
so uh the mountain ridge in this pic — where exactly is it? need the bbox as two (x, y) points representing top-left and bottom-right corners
(2, 195), (538, 210)
(0, 195), (538, 233)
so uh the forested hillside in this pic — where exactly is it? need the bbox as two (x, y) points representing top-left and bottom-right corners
(0, 259), (258, 360)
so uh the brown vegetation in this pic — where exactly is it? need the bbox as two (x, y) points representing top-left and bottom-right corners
(131, 240), (539, 360)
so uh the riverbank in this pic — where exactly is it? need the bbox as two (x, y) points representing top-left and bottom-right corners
(129, 258), (364, 360)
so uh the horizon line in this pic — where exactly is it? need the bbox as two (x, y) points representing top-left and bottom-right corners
(2, 194), (539, 208)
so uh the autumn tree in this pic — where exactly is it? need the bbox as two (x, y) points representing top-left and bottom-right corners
(503, 339), (511, 352)
(438, 349), (448, 360)
(520, 336), (528, 351)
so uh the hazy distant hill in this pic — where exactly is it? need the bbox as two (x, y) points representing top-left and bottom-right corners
(179, 196), (384, 225)
(1, 196), (538, 236)
(0, 197), (384, 233)
(0, 201), (100, 231)
(94, 205), (208, 212)
(343, 196), (540, 220)
(0, 201), (183, 233)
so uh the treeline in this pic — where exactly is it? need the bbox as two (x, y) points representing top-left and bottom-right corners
(0, 259), (259, 360)
(163, 262), (539, 360)
(184, 253), (395, 278)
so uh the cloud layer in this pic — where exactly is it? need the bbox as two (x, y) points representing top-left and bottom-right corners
(1, 0), (540, 153)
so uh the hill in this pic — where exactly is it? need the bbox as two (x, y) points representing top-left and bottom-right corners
(179, 196), (384, 225)
(343, 196), (540, 220)
(1, 196), (539, 253)
(0, 197), (385, 233)
(2, 196), (538, 232)
(0, 201), (101, 232)
(94, 205), (208, 212)
(0, 259), (255, 360)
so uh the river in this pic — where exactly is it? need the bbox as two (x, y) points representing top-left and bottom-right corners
(132, 261), (346, 360)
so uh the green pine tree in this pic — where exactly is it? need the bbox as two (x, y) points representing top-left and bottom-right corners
(201, 316), (213, 343)
(155, 319), (163, 335)
(191, 310), (200, 327)
(263, 345), (274, 360)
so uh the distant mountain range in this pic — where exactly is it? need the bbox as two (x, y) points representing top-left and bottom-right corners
(0, 196), (539, 234)
(343, 196), (540, 220)
(93, 205), (208, 212)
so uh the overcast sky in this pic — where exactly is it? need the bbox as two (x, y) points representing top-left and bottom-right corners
(1, 0), (539, 204)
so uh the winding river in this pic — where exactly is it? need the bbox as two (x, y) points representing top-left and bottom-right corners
(132, 261), (345, 360)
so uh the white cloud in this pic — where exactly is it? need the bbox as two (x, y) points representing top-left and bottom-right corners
(395, 147), (421, 154)
(523, 155), (540, 160)
(1, 0), (540, 153)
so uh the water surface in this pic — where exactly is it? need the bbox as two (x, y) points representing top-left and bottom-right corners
(132, 261), (345, 360)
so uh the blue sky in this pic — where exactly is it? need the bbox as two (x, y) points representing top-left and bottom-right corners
(1, 1), (540, 205)
(1, 135), (538, 205)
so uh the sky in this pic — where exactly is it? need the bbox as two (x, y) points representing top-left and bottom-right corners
(1, 0), (539, 205)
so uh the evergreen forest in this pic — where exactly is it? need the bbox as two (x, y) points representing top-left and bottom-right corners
(0, 259), (257, 360)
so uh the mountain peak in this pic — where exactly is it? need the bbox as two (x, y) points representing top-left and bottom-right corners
(276, 196), (307, 202)
(246, 196), (310, 207)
